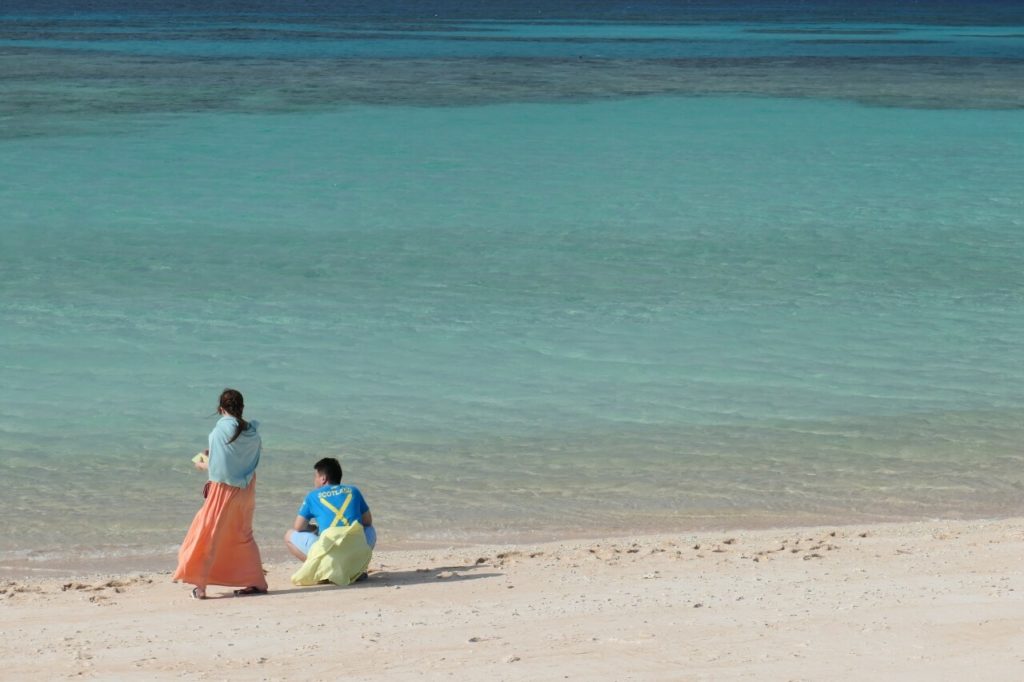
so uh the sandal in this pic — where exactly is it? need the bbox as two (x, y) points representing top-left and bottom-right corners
(233, 586), (268, 596)
(190, 587), (206, 600)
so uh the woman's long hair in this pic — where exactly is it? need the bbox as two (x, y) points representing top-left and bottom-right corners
(218, 388), (249, 444)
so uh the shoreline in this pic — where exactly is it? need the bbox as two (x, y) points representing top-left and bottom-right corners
(4, 518), (1024, 679)
(1, 510), (1019, 581)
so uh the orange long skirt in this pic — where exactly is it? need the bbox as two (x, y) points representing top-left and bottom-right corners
(172, 477), (268, 591)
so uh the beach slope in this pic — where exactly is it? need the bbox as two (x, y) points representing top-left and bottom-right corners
(3, 519), (1023, 680)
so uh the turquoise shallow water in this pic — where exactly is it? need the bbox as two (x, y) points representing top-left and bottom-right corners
(1, 2), (1023, 573)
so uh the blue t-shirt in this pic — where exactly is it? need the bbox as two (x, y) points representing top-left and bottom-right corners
(298, 484), (370, 532)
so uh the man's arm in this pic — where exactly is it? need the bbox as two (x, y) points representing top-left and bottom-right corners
(361, 510), (373, 528)
(293, 515), (312, 533)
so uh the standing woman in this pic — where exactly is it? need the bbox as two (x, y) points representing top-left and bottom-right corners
(173, 388), (268, 599)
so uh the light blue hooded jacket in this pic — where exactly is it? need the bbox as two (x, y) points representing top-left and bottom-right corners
(208, 416), (261, 488)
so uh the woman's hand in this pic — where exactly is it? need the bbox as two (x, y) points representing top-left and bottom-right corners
(192, 449), (210, 471)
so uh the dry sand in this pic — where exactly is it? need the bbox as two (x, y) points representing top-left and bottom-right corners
(3, 518), (1024, 681)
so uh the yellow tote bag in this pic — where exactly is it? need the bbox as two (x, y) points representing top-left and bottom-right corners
(291, 523), (372, 587)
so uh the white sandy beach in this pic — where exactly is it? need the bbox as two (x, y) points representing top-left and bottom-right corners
(3, 518), (1024, 681)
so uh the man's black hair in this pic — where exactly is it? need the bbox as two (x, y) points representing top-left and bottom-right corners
(314, 457), (342, 485)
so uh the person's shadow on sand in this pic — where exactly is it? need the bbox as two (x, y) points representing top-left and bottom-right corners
(253, 561), (501, 597)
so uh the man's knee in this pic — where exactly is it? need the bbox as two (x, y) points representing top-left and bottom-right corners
(285, 529), (316, 561)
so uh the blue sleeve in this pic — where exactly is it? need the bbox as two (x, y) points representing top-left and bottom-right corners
(356, 489), (369, 516)
(297, 493), (313, 519)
